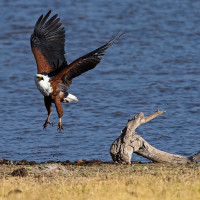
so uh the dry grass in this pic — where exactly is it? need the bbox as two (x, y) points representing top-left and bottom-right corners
(0, 162), (199, 200)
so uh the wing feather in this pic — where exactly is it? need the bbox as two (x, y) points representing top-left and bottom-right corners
(51, 32), (123, 89)
(30, 10), (67, 74)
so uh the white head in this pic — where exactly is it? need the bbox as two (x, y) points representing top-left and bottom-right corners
(35, 74), (53, 96)
(35, 74), (50, 82)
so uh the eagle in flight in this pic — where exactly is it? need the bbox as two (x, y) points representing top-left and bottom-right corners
(30, 10), (121, 131)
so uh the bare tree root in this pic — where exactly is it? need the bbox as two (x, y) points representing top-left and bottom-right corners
(110, 110), (200, 164)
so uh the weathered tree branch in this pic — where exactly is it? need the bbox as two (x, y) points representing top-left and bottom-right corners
(110, 110), (200, 164)
(140, 110), (166, 124)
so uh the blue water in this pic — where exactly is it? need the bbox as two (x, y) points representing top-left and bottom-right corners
(0, 0), (200, 162)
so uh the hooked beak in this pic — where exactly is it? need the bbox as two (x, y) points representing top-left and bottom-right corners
(37, 76), (44, 81)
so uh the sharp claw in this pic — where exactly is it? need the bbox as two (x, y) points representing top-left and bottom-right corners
(57, 122), (63, 132)
(43, 120), (53, 129)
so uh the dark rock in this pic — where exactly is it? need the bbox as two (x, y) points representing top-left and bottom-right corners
(11, 168), (28, 177)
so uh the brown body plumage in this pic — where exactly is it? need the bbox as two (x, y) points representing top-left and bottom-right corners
(30, 10), (121, 131)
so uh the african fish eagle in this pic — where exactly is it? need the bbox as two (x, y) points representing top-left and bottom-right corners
(30, 10), (121, 131)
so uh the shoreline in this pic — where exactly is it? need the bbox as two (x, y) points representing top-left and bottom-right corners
(0, 158), (199, 199)
(0, 158), (143, 166)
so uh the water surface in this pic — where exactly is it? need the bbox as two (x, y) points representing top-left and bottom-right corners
(0, 0), (200, 162)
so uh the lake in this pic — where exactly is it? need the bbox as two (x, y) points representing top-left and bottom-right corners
(0, 0), (199, 162)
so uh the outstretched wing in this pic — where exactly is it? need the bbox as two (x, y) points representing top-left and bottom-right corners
(52, 32), (123, 89)
(30, 10), (67, 74)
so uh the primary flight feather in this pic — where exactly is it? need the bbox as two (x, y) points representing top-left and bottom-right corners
(30, 10), (121, 131)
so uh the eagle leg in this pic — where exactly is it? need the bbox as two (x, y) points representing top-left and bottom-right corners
(44, 96), (53, 129)
(57, 118), (63, 132)
(53, 96), (64, 132)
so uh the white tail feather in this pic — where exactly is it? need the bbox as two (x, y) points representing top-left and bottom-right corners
(63, 93), (78, 103)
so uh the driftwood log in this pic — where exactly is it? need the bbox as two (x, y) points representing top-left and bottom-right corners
(110, 110), (200, 164)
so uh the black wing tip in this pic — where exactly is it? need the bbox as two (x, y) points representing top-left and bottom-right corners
(107, 30), (125, 47)
(43, 10), (52, 19)
(34, 10), (60, 30)
(51, 13), (58, 21)
(81, 30), (125, 61)
(42, 10), (52, 18)
(47, 9), (52, 15)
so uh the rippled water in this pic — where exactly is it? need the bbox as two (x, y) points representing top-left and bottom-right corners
(0, 0), (200, 162)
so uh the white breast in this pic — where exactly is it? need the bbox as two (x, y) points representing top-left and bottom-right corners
(35, 75), (53, 96)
